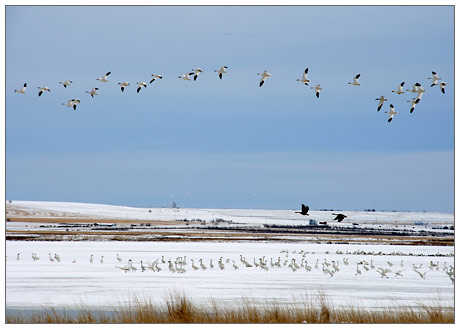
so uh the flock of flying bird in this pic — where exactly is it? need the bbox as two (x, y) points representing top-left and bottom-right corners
(13, 68), (447, 122)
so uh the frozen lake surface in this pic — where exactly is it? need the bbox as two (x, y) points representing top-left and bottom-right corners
(6, 240), (454, 310)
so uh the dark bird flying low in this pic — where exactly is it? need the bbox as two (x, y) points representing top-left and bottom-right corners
(332, 213), (347, 222)
(295, 204), (309, 216)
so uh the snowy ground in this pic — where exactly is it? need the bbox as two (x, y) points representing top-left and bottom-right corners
(6, 200), (454, 232)
(6, 240), (454, 311)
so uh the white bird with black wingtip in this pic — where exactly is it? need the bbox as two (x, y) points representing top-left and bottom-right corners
(14, 83), (27, 94)
(407, 98), (417, 114)
(296, 68), (310, 85)
(150, 74), (163, 84)
(191, 68), (203, 81)
(385, 104), (397, 122)
(257, 70), (271, 87)
(136, 82), (147, 93)
(85, 87), (99, 98)
(429, 71), (441, 87)
(348, 74), (361, 86)
(37, 86), (50, 97)
(414, 83), (426, 103)
(178, 72), (194, 81)
(311, 84), (322, 98)
(62, 99), (80, 110)
(375, 96), (387, 112)
(439, 82), (446, 94)
(96, 72), (111, 82)
(59, 80), (72, 88)
(392, 82), (405, 94)
(214, 66), (228, 79)
(118, 81), (130, 92)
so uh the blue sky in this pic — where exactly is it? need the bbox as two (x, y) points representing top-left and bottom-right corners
(6, 6), (454, 212)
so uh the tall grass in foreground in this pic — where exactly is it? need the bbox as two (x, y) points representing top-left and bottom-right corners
(6, 291), (454, 324)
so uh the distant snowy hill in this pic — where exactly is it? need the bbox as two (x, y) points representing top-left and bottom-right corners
(6, 201), (453, 229)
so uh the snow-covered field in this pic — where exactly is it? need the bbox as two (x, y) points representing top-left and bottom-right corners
(5, 201), (454, 312)
(6, 240), (454, 310)
(6, 200), (454, 230)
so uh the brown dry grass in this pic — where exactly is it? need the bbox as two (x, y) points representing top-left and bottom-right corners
(6, 291), (454, 324)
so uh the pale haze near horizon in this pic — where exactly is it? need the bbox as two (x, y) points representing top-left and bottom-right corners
(5, 6), (454, 212)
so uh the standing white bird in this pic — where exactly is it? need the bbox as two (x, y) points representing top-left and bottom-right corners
(296, 68), (310, 85)
(375, 96), (387, 112)
(440, 82), (446, 94)
(191, 68), (203, 81)
(14, 83), (27, 94)
(96, 72), (111, 82)
(150, 74), (163, 83)
(415, 83), (426, 103)
(178, 73), (194, 81)
(214, 66), (228, 79)
(85, 87), (99, 98)
(392, 82), (405, 94)
(385, 104), (397, 122)
(118, 82), (130, 92)
(407, 98), (417, 113)
(311, 84), (322, 98)
(37, 86), (51, 97)
(428, 71), (441, 87)
(257, 70), (271, 87)
(59, 80), (72, 88)
(136, 82), (147, 93)
(348, 74), (361, 86)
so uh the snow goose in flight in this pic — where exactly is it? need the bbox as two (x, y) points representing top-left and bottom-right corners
(191, 68), (203, 81)
(150, 74), (163, 83)
(85, 87), (99, 98)
(14, 83), (27, 94)
(59, 80), (72, 88)
(136, 82), (147, 93)
(385, 104), (397, 122)
(178, 72), (194, 81)
(37, 86), (50, 97)
(407, 98), (417, 113)
(62, 98), (80, 110)
(348, 74), (361, 86)
(296, 68), (310, 85)
(406, 84), (419, 93)
(257, 70), (271, 87)
(428, 71), (441, 87)
(214, 66), (228, 79)
(96, 72), (111, 82)
(414, 83), (426, 103)
(440, 82), (446, 94)
(311, 84), (322, 98)
(118, 81), (130, 92)
(392, 82), (405, 94)
(375, 96), (387, 111)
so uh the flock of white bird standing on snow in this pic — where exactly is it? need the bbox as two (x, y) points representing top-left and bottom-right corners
(14, 67), (447, 122)
(12, 249), (454, 283)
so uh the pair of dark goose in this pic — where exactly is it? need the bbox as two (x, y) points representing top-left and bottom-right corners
(295, 204), (347, 222)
